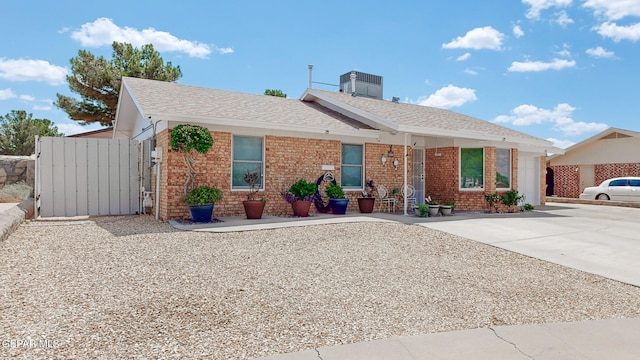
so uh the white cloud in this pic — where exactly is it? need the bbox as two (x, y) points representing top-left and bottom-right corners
(0, 58), (68, 85)
(33, 105), (52, 111)
(19, 94), (35, 101)
(442, 26), (505, 50)
(70, 18), (232, 58)
(547, 137), (576, 149)
(216, 47), (234, 54)
(464, 68), (478, 75)
(508, 58), (576, 72)
(513, 25), (525, 38)
(0, 88), (17, 100)
(555, 43), (572, 57)
(457, 52), (471, 61)
(595, 22), (640, 42)
(415, 84), (477, 109)
(555, 10), (574, 27)
(586, 46), (615, 58)
(523, 0), (572, 20)
(583, 0), (640, 20)
(494, 103), (608, 136)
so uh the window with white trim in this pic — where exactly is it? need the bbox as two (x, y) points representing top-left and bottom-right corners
(496, 148), (511, 189)
(232, 136), (263, 189)
(460, 148), (484, 189)
(341, 144), (363, 189)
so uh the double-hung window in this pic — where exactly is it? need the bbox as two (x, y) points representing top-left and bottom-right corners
(232, 136), (263, 189)
(496, 148), (511, 189)
(460, 148), (484, 189)
(341, 144), (363, 189)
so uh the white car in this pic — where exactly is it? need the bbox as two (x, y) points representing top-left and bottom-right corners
(579, 177), (640, 202)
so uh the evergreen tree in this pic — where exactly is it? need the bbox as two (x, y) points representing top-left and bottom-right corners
(0, 110), (63, 155)
(55, 42), (182, 126)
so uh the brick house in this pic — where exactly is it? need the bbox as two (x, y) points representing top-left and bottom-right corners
(547, 128), (640, 198)
(113, 76), (559, 220)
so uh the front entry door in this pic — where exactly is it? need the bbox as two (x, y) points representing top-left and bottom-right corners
(412, 148), (425, 205)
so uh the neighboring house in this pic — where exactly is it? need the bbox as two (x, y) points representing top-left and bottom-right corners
(547, 128), (640, 198)
(113, 74), (560, 220)
(67, 127), (114, 138)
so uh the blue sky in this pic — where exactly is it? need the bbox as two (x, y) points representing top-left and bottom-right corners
(1, 0), (639, 148)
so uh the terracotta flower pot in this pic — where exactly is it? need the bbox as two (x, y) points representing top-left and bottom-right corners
(243, 200), (266, 219)
(291, 200), (312, 217)
(357, 198), (375, 213)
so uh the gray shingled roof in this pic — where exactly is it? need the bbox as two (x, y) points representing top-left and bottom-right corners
(122, 77), (373, 131)
(308, 89), (547, 143)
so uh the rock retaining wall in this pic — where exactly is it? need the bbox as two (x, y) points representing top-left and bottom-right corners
(0, 156), (35, 188)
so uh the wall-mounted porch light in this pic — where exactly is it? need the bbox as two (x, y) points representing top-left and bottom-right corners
(381, 154), (387, 166)
(387, 145), (394, 158)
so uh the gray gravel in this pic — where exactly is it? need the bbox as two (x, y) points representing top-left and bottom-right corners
(1, 215), (639, 359)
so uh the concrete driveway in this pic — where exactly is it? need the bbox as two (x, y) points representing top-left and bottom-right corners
(418, 202), (640, 287)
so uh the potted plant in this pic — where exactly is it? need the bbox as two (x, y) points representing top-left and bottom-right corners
(326, 183), (349, 215)
(170, 124), (218, 221)
(282, 179), (317, 217)
(416, 203), (430, 217)
(242, 171), (266, 219)
(427, 198), (440, 217)
(440, 201), (454, 216)
(358, 180), (376, 213)
(183, 185), (223, 222)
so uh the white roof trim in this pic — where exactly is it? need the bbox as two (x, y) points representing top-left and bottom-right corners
(146, 112), (381, 139)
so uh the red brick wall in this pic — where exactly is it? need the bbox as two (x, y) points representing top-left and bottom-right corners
(423, 146), (521, 211)
(550, 165), (580, 198)
(595, 163), (640, 184)
(425, 147), (457, 204)
(155, 134), (526, 217)
(155, 130), (413, 219)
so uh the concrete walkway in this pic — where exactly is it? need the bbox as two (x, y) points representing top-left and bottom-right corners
(255, 318), (640, 360)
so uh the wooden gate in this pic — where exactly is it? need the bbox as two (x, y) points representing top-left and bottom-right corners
(35, 137), (139, 217)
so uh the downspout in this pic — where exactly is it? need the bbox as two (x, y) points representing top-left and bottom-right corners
(155, 161), (160, 220)
(403, 132), (408, 216)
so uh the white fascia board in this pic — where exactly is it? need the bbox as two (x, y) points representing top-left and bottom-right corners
(156, 113), (381, 139)
(401, 124), (557, 149)
(303, 90), (400, 133)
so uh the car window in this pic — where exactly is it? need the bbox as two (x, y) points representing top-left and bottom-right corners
(609, 179), (628, 187)
(629, 179), (640, 187)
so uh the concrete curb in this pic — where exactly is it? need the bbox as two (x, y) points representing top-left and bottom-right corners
(0, 204), (26, 242)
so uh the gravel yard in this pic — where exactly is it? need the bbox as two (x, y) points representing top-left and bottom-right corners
(1, 215), (639, 359)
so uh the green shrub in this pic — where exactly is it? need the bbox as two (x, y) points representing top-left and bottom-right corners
(288, 179), (317, 199)
(416, 203), (430, 216)
(183, 186), (223, 205)
(524, 203), (534, 211)
(170, 124), (213, 154)
(326, 183), (345, 199)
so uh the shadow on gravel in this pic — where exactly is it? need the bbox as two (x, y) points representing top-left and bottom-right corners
(92, 215), (180, 237)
